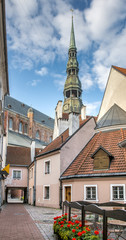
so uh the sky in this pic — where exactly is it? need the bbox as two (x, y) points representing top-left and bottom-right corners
(5, 0), (126, 118)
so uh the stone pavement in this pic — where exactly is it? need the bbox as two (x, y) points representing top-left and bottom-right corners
(0, 203), (62, 240)
(0, 203), (45, 240)
(25, 204), (62, 240)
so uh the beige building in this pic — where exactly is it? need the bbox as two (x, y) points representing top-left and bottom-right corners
(29, 116), (96, 208)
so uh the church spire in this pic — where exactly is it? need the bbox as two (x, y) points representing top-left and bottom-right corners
(62, 15), (83, 114)
(69, 16), (76, 49)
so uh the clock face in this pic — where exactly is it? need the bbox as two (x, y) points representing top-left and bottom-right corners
(64, 104), (68, 110)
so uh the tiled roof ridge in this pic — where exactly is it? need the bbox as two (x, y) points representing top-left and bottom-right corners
(112, 65), (126, 76)
(75, 131), (102, 175)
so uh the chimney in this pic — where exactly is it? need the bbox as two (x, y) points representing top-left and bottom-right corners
(69, 112), (79, 136)
(55, 101), (62, 119)
(31, 140), (35, 162)
(81, 105), (86, 120)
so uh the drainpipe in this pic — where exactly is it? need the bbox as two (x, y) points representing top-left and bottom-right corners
(27, 167), (29, 203)
(59, 179), (62, 209)
(33, 157), (36, 206)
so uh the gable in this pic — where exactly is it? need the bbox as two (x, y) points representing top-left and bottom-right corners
(98, 66), (126, 121)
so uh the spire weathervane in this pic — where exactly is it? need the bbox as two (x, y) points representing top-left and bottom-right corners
(70, 9), (74, 18)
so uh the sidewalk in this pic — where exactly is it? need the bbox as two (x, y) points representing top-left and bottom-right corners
(25, 204), (62, 240)
(0, 204), (45, 240)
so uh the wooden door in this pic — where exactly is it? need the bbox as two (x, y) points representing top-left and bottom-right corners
(65, 186), (71, 202)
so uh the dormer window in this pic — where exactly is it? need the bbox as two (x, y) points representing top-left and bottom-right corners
(19, 122), (23, 133)
(9, 118), (13, 130)
(91, 146), (114, 170)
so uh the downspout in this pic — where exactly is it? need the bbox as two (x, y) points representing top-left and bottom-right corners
(27, 167), (29, 203)
(33, 157), (36, 206)
(59, 179), (62, 209)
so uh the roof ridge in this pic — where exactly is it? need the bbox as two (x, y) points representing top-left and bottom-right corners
(75, 131), (102, 175)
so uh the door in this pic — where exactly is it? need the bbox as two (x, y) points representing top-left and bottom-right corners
(65, 186), (71, 202)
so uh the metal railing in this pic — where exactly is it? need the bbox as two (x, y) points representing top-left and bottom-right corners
(62, 201), (126, 240)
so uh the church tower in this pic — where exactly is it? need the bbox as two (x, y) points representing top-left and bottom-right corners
(62, 16), (83, 114)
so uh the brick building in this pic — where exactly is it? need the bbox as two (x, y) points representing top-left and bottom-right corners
(4, 95), (54, 202)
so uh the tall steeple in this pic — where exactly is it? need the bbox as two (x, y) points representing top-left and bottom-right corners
(62, 15), (83, 114)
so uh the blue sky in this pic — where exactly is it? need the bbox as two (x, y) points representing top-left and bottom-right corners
(5, 0), (126, 118)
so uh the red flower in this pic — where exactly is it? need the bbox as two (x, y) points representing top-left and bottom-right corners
(65, 213), (68, 215)
(62, 214), (64, 216)
(73, 215), (78, 218)
(77, 232), (82, 236)
(72, 229), (76, 233)
(60, 225), (64, 228)
(54, 221), (57, 224)
(86, 227), (91, 231)
(54, 217), (57, 220)
(68, 221), (72, 224)
(58, 222), (61, 225)
(79, 224), (82, 227)
(94, 230), (99, 235)
(82, 230), (86, 234)
(76, 227), (78, 229)
(72, 238), (76, 240)
(67, 224), (71, 228)
(60, 221), (64, 224)
(75, 220), (79, 224)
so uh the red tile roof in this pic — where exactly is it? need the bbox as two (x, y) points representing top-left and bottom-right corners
(62, 129), (126, 177)
(113, 66), (126, 76)
(36, 129), (69, 157)
(6, 146), (31, 166)
(36, 117), (92, 158)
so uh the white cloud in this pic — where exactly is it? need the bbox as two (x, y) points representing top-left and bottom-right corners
(28, 79), (41, 87)
(53, 73), (66, 90)
(85, 101), (101, 116)
(35, 67), (48, 76)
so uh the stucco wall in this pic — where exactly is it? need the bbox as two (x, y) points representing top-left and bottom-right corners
(60, 118), (96, 175)
(98, 67), (126, 121)
(62, 177), (126, 204)
(36, 153), (60, 208)
(6, 166), (28, 187)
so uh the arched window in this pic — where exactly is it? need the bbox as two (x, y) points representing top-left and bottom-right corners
(49, 136), (52, 143)
(9, 118), (13, 130)
(36, 130), (40, 139)
(19, 122), (23, 133)
(24, 124), (28, 134)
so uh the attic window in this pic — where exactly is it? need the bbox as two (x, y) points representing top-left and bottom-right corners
(8, 104), (11, 108)
(21, 103), (25, 107)
(91, 147), (113, 170)
(41, 120), (45, 123)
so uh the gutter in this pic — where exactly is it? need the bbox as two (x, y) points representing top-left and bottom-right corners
(60, 172), (126, 180)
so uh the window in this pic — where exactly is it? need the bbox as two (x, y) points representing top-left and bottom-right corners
(9, 118), (13, 130)
(49, 136), (52, 143)
(84, 185), (97, 201)
(13, 170), (21, 180)
(44, 186), (50, 200)
(36, 130), (40, 139)
(19, 122), (23, 133)
(45, 160), (50, 174)
(24, 124), (28, 134)
(111, 184), (125, 201)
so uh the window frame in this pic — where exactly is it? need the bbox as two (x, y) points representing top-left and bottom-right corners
(13, 170), (22, 180)
(110, 184), (125, 201)
(24, 123), (28, 135)
(19, 122), (23, 133)
(36, 130), (40, 139)
(43, 185), (50, 200)
(84, 185), (98, 202)
(9, 118), (13, 130)
(44, 160), (51, 174)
